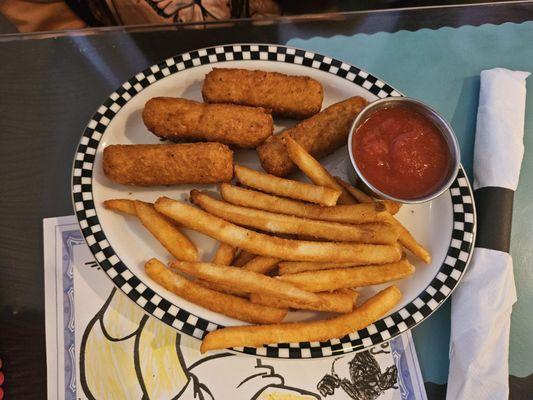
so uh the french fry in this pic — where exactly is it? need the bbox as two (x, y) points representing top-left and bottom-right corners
(145, 259), (286, 324)
(233, 250), (256, 267)
(385, 214), (432, 263)
(278, 261), (377, 275)
(250, 289), (358, 313)
(380, 200), (402, 215)
(200, 285), (401, 352)
(220, 183), (389, 224)
(234, 164), (341, 206)
(191, 190), (398, 244)
(103, 199), (137, 216)
(211, 243), (237, 265)
(278, 258), (415, 292)
(195, 279), (248, 297)
(334, 176), (374, 203)
(333, 178), (429, 263)
(155, 197), (402, 263)
(284, 136), (356, 205)
(134, 201), (199, 262)
(170, 261), (323, 306)
(242, 256), (279, 274)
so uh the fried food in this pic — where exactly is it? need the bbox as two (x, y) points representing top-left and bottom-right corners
(154, 197), (402, 262)
(279, 261), (379, 275)
(278, 258), (415, 292)
(250, 289), (358, 314)
(202, 68), (323, 119)
(142, 97), (273, 148)
(257, 96), (367, 176)
(234, 164), (341, 206)
(191, 190), (398, 244)
(211, 243), (237, 265)
(134, 201), (199, 262)
(242, 256), (279, 274)
(170, 261), (322, 306)
(384, 214), (432, 263)
(145, 259), (286, 324)
(284, 136), (356, 205)
(220, 184), (389, 224)
(233, 250), (256, 267)
(334, 176), (374, 203)
(200, 285), (401, 352)
(103, 199), (137, 216)
(103, 143), (233, 186)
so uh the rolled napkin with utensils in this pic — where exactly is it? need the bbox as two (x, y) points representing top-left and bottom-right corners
(447, 68), (529, 399)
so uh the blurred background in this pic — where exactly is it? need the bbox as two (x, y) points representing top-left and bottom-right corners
(0, 0), (519, 34)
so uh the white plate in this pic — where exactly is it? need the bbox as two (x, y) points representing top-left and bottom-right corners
(72, 44), (476, 358)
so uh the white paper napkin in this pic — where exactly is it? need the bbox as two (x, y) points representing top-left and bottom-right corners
(447, 68), (529, 400)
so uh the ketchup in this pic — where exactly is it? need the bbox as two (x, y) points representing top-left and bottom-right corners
(353, 106), (451, 199)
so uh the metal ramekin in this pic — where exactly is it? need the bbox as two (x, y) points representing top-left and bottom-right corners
(347, 97), (461, 204)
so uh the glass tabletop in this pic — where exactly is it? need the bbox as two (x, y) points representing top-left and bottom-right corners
(0, 2), (532, 399)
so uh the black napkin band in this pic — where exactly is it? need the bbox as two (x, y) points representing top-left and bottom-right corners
(474, 186), (514, 253)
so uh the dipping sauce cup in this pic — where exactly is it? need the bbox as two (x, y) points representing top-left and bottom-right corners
(348, 97), (460, 204)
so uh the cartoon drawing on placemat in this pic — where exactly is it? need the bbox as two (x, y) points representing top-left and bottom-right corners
(80, 288), (320, 399)
(317, 346), (397, 399)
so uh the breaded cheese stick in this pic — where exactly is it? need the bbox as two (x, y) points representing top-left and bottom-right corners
(257, 96), (368, 177)
(142, 97), (273, 148)
(103, 143), (233, 186)
(202, 68), (323, 119)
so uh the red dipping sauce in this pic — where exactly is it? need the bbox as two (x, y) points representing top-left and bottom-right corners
(353, 106), (451, 200)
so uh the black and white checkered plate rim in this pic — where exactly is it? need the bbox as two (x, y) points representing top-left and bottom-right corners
(72, 44), (476, 359)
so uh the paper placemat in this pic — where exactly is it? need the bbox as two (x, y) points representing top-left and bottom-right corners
(44, 215), (427, 400)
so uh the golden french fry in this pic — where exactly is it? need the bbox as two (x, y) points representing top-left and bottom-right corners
(211, 243), (237, 265)
(284, 136), (356, 205)
(134, 200), (198, 262)
(278, 261), (379, 275)
(334, 176), (374, 203)
(250, 289), (357, 313)
(220, 183), (389, 224)
(385, 214), (432, 263)
(155, 197), (402, 263)
(170, 261), (322, 306)
(103, 199), (137, 216)
(380, 200), (402, 215)
(234, 164), (341, 206)
(195, 279), (248, 297)
(191, 190), (398, 244)
(278, 258), (415, 292)
(242, 256), (279, 274)
(200, 285), (401, 352)
(233, 250), (256, 267)
(145, 258), (286, 324)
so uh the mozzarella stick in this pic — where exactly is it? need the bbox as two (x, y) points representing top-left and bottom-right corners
(103, 143), (233, 186)
(234, 164), (341, 206)
(200, 285), (401, 352)
(278, 258), (415, 292)
(257, 96), (367, 177)
(143, 97), (273, 148)
(145, 259), (286, 324)
(154, 197), (402, 263)
(191, 190), (398, 244)
(202, 68), (323, 119)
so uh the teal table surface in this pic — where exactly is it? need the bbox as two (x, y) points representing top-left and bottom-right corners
(288, 21), (533, 384)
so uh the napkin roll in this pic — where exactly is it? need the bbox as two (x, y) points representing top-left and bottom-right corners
(447, 68), (529, 400)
